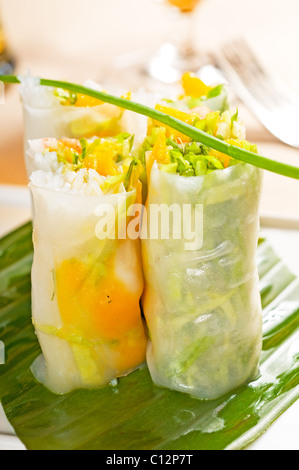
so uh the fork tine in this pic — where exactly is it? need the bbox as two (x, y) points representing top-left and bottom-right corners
(233, 40), (295, 107)
(219, 40), (295, 112)
(211, 39), (299, 147)
(230, 38), (267, 79)
(220, 46), (278, 112)
(222, 40), (295, 108)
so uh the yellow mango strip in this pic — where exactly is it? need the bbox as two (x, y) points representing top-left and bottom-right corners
(82, 150), (119, 177)
(152, 128), (169, 165)
(155, 104), (197, 125)
(209, 139), (251, 168)
(74, 93), (104, 107)
(126, 165), (144, 204)
(81, 140), (119, 177)
(55, 256), (147, 375)
(152, 104), (199, 143)
(226, 138), (247, 148)
(182, 71), (212, 98)
(209, 149), (231, 169)
(75, 91), (131, 109)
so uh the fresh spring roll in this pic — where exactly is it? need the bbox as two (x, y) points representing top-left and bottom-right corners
(141, 103), (263, 399)
(29, 136), (147, 394)
(19, 76), (149, 177)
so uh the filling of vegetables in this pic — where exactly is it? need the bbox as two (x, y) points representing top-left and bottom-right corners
(43, 134), (143, 197)
(142, 105), (258, 177)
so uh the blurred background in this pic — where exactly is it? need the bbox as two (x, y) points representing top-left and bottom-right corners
(0, 0), (299, 218)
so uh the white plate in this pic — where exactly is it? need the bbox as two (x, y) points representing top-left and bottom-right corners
(0, 185), (298, 450)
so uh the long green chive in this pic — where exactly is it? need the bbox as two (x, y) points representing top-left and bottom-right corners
(1, 74), (299, 180)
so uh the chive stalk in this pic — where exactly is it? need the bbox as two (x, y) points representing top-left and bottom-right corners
(1, 74), (299, 180)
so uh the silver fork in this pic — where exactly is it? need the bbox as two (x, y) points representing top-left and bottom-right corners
(213, 39), (299, 148)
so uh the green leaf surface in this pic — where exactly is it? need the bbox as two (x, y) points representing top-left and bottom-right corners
(0, 222), (298, 450)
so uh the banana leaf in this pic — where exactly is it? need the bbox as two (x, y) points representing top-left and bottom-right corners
(0, 222), (298, 450)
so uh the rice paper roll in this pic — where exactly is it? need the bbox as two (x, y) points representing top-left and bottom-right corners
(19, 76), (149, 177)
(142, 145), (263, 400)
(29, 138), (147, 394)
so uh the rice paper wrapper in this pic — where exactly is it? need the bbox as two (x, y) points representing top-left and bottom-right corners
(201, 89), (229, 112)
(142, 163), (263, 400)
(30, 184), (147, 394)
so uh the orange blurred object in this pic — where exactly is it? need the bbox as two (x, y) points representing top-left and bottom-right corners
(0, 28), (5, 54)
(167, 0), (202, 13)
(0, 16), (15, 75)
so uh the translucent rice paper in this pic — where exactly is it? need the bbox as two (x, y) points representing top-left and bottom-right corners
(203, 90), (229, 112)
(19, 77), (149, 177)
(142, 163), (263, 400)
(30, 183), (147, 394)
